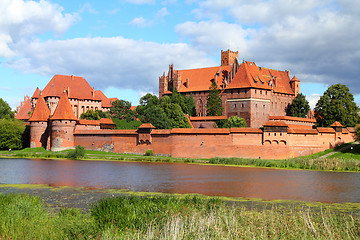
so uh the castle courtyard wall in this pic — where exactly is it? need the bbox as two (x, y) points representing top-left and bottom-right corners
(72, 127), (356, 159)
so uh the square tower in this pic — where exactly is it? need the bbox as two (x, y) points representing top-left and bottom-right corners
(221, 49), (239, 66)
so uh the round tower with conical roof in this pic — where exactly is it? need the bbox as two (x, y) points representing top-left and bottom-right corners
(28, 94), (50, 148)
(50, 90), (77, 151)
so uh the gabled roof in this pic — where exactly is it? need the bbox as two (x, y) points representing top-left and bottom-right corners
(291, 76), (300, 82)
(51, 91), (77, 121)
(100, 118), (114, 124)
(42, 75), (101, 100)
(16, 97), (32, 121)
(28, 96), (50, 122)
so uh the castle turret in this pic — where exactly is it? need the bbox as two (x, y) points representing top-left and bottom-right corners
(50, 90), (77, 151)
(28, 94), (50, 148)
(290, 76), (300, 96)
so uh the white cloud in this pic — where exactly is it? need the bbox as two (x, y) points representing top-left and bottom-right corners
(129, 17), (152, 27)
(0, 0), (76, 57)
(306, 94), (321, 109)
(176, 0), (360, 95)
(6, 36), (215, 94)
(156, 7), (169, 18)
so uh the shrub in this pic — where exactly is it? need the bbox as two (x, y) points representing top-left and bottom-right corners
(144, 149), (154, 156)
(66, 145), (85, 159)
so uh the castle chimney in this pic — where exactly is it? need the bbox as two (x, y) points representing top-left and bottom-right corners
(92, 87), (95, 97)
(71, 75), (74, 81)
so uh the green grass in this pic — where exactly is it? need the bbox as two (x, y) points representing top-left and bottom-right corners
(1, 193), (359, 239)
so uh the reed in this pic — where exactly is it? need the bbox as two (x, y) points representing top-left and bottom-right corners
(1, 194), (359, 239)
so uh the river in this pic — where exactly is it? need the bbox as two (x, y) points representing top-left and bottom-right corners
(0, 158), (359, 203)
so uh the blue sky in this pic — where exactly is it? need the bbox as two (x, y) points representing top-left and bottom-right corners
(1, 0), (360, 110)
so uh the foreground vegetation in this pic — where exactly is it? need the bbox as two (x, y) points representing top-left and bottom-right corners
(1, 143), (360, 172)
(1, 193), (359, 239)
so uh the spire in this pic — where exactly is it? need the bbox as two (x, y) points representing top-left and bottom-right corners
(28, 95), (50, 122)
(31, 87), (41, 99)
(51, 90), (77, 121)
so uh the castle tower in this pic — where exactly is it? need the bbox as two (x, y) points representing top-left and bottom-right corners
(159, 72), (167, 98)
(28, 94), (50, 148)
(290, 76), (300, 96)
(221, 49), (239, 66)
(50, 90), (77, 151)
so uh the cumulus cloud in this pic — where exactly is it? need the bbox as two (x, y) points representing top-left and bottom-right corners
(6, 36), (215, 94)
(0, 0), (76, 57)
(177, 0), (360, 96)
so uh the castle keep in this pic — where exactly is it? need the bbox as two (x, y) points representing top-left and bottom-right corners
(159, 50), (299, 128)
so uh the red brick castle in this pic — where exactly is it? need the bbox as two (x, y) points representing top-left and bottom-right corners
(159, 50), (300, 127)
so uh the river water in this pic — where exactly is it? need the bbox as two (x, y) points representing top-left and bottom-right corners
(0, 158), (359, 203)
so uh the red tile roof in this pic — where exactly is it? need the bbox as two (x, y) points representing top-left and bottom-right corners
(263, 121), (288, 127)
(16, 97), (32, 120)
(51, 91), (77, 121)
(177, 66), (232, 92)
(31, 87), (40, 99)
(347, 127), (356, 133)
(331, 121), (343, 127)
(100, 118), (114, 124)
(138, 123), (155, 129)
(42, 75), (101, 100)
(317, 127), (335, 133)
(269, 116), (316, 123)
(94, 90), (118, 108)
(78, 119), (100, 125)
(227, 62), (295, 94)
(28, 96), (50, 122)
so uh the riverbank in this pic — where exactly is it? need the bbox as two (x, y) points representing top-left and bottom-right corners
(1, 143), (360, 172)
(1, 185), (359, 239)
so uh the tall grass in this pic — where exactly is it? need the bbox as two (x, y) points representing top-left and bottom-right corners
(0, 194), (359, 239)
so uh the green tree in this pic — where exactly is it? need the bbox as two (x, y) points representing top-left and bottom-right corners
(140, 105), (171, 129)
(287, 93), (310, 118)
(66, 145), (86, 159)
(163, 103), (191, 128)
(227, 116), (247, 128)
(80, 110), (101, 120)
(0, 119), (26, 150)
(314, 84), (359, 127)
(110, 100), (135, 121)
(0, 98), (14, 119)
(206, 81), (223, 116)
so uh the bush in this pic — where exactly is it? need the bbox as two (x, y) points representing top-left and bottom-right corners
(66, 145), (86, 159)
(144, 149), (154, 156)
(0, 119), (26, 150)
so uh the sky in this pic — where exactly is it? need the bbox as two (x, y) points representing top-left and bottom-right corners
(1, 0), (360, 110)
